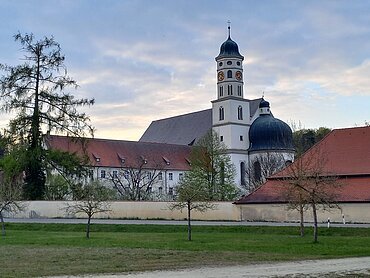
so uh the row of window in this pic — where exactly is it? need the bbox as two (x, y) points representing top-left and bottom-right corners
(147, 186), (175, 196)
(219, 135), (244, 142)
(219, 61), (241, 67)
(219, 85), (242, 97)
(99, 170), (182, 181)
(219, 106), (243, 121)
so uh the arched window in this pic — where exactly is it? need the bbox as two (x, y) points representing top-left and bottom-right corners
(238, 106), (243, 120)
(219, 106), (224, 121)
(227, 70), (232, 78)
(253, 160), (262, 182)
(219, 86), (223, 97)
(238, 85), (242, 96)
(228, 85), (232, 95)
(240, 162), (246, 186)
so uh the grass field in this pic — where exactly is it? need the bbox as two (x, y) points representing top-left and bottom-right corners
(0, 223), (369, 277)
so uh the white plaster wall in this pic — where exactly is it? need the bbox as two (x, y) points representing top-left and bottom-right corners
(7, 201), (241, 221)
(238, 203), (370, 223)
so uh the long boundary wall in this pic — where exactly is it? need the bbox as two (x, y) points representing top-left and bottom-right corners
(7, 201), (241, 221)
(5, 201), (370, 223)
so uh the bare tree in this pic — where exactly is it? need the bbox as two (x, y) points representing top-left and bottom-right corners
(64, 181), (112, 238)
(169, 175), (216, 241)
(108, 157), (162, 201)
(281, 146), (340, 242)
(245, 152), (287, 192)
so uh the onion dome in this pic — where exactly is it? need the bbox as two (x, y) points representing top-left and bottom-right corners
(259, 99), (270, 108)
(216, 26), (244, 60)
(249, 103), (294, 152)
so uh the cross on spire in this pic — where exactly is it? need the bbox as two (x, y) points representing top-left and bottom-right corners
(227, 20), (231, 37)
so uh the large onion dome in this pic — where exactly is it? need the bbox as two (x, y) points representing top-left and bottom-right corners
(249, 101), (294, 152)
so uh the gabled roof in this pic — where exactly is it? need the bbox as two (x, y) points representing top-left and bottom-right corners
(236, 126), (370, 204)
(139, 98), (263, 146)
(46, 135), (192, 171)
(277, 126), (370, 176)
(139, 109), (212, 146)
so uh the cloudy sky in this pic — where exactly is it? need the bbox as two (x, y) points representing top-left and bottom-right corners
(0, 0), (369, 140)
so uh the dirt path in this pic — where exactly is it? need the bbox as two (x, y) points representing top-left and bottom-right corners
(53, 257), (370, 277)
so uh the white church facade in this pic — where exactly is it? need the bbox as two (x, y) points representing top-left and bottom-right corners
(47, 28), (295, 199)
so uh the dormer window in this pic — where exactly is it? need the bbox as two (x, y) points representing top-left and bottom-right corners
(141, 156), (148, 164)
(162, 156), (170, 165)
(92, 153), (100, 163)
(185, 158), (191, 166)
(117, 153), (125, 164)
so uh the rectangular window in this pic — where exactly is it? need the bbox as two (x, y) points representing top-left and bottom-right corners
(168, 173), (173, 180)
(158, 187), (163, 194)
(147, 186), (152, 193)
(169, 187), (173, 195)
(219, 86), (223, 97)
(100, 170), (106, 178)
(238, 85), (242, 96)
(179, 173), (183, 180)
(123, 170), (129, 179)
(220, 135), (223, 142)
(158, 172), (163, 180)
(240, 135), (243, 141)
(112, 170), (118, 178)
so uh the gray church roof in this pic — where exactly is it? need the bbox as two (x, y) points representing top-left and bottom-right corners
(140, 98), (263, 146)
(139, 109), (212, 146)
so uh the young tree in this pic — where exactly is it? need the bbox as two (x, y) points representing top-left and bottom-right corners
(169, 176), (216, 241)
(109, 157), (162, 201)
(188, 130), (238, 201)
(64, 181), (112, 238)
(281, 147), (340, 242)
(0, 32), (94, 200)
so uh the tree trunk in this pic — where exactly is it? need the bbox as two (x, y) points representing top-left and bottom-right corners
(312, 202), (318, 243)
(0, 212), (5, 237)
(299, 203), (305, 237)
(187, 201), (192, 241)
(86, 215), (91, 239)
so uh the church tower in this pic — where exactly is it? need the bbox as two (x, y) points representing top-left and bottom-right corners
(212, 25), (251, 187)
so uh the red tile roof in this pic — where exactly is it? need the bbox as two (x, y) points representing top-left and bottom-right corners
(45, 135), (192, 171)
(236, 126), (370, 204)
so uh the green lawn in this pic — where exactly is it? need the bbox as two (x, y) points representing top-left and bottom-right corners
(0, 223), (369, 277)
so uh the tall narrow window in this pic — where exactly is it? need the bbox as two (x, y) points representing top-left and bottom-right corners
(228, 85), (232, 95)
(219, 86), (223, 97)
(227, 70), (232, 78)
(238, 85), (242, 96)
(240, 162), (246, 186)
(238, 106), (243, 120)
(219, 106), (224, 121)
(253, 161), (262, 182)
(168, 173), (173, 181)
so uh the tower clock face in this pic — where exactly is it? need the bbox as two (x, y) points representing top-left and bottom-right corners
(218, 71), (224, 81)
(235, 71), (242, 80)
